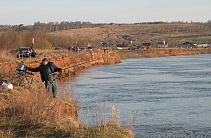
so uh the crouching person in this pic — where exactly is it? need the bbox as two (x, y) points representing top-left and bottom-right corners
(27, 58), (63, 98)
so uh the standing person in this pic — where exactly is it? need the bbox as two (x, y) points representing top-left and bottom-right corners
(68, 46), (71, 51)
(31, 51), (37, 58)
(30, 47), (36, 58)
(27, 58), (63, 97)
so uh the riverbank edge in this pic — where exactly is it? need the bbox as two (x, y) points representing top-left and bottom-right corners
(0, 50), (136, 137)
(2, 48), (210, 79)
(118, 48), (211, 59)
(0, 50), (121, 79)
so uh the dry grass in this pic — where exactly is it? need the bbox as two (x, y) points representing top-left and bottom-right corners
(118, 49), (166, 59)
(0, 78), (78, 121)
(118, 48), (211, 59)
(0, 77), (79, 137)
(0, 76), (135, 137)
(0, 49), (17, 63)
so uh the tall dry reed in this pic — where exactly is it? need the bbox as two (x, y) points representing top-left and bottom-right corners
(0, 76), (134, 137)
(1, 78), (79, 125)
(0, 49), (17, 62)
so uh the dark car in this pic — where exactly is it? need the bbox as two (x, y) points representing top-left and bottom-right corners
(54, 47), (63, 50)
(137, 46), (145, 49)
(87, 47), (93, 50)
(80, 47), (87, 51)
(128, 47), (136, 50)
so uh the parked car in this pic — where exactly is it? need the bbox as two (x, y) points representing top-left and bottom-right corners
(80, 47), (87, 51)
(128, 47), (136, 50)
(72, 47), (80, 52)
(54, 47), (62, 50)
(137, 46), (145, 49)
(16, 47), (33, 57)
(87, 47), (93, 50)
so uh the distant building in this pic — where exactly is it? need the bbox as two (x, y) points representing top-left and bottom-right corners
(158, 41), (168, 48)
(195, 44), (208, 48)
(142, 43), (152, 49)
(181, 42), (194, 48)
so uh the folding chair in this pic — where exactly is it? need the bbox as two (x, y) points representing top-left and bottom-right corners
(12, 63), (34, 86)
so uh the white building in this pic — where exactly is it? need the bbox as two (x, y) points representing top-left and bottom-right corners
(195, 44), (208, 48)
(158, 41), (168, 48)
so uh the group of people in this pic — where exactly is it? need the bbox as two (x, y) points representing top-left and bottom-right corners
(27, 58), (63, 98)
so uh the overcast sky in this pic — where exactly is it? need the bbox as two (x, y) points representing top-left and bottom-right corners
(1, 0), (211, 25)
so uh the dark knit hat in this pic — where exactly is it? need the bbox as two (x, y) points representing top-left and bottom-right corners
(42, 58), (48, 62)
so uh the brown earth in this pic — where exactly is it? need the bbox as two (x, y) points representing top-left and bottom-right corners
(1, 50), (120, 75)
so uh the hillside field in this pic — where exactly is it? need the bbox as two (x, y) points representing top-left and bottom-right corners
(48, 23), (211, 46)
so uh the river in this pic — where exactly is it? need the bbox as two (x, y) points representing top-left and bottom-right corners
(58, 54), (211, 138)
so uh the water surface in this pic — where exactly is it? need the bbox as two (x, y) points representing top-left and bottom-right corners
(58, 54), (211, 137)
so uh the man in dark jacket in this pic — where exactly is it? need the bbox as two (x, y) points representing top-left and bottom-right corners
(27, 58), (63, 97)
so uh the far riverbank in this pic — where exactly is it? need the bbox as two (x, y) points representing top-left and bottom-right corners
(118, 48), (211, 59)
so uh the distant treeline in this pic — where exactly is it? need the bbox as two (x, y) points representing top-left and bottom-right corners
(0, 21), (105, 33)
(32, 21), (106, 32)
(133, 20), (211, 25)
(1, 20), (211, 33)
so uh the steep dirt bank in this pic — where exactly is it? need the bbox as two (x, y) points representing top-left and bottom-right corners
(1, 48), (210, 80)
(28, 50), (121, 77)
(0, 50), (121, 80)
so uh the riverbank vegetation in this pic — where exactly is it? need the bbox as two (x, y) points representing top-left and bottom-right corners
(0, 77), (134, 137)
(118, 48), (211, 60)
(118, 49), (166, 59)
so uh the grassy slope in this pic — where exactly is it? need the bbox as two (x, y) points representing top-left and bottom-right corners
(48, 23), (211, 45)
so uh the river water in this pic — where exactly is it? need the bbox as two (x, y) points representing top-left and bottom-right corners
(58, 54), (211, 138)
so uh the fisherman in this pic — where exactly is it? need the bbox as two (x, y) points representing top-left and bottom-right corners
(27, 58), (63, 97)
